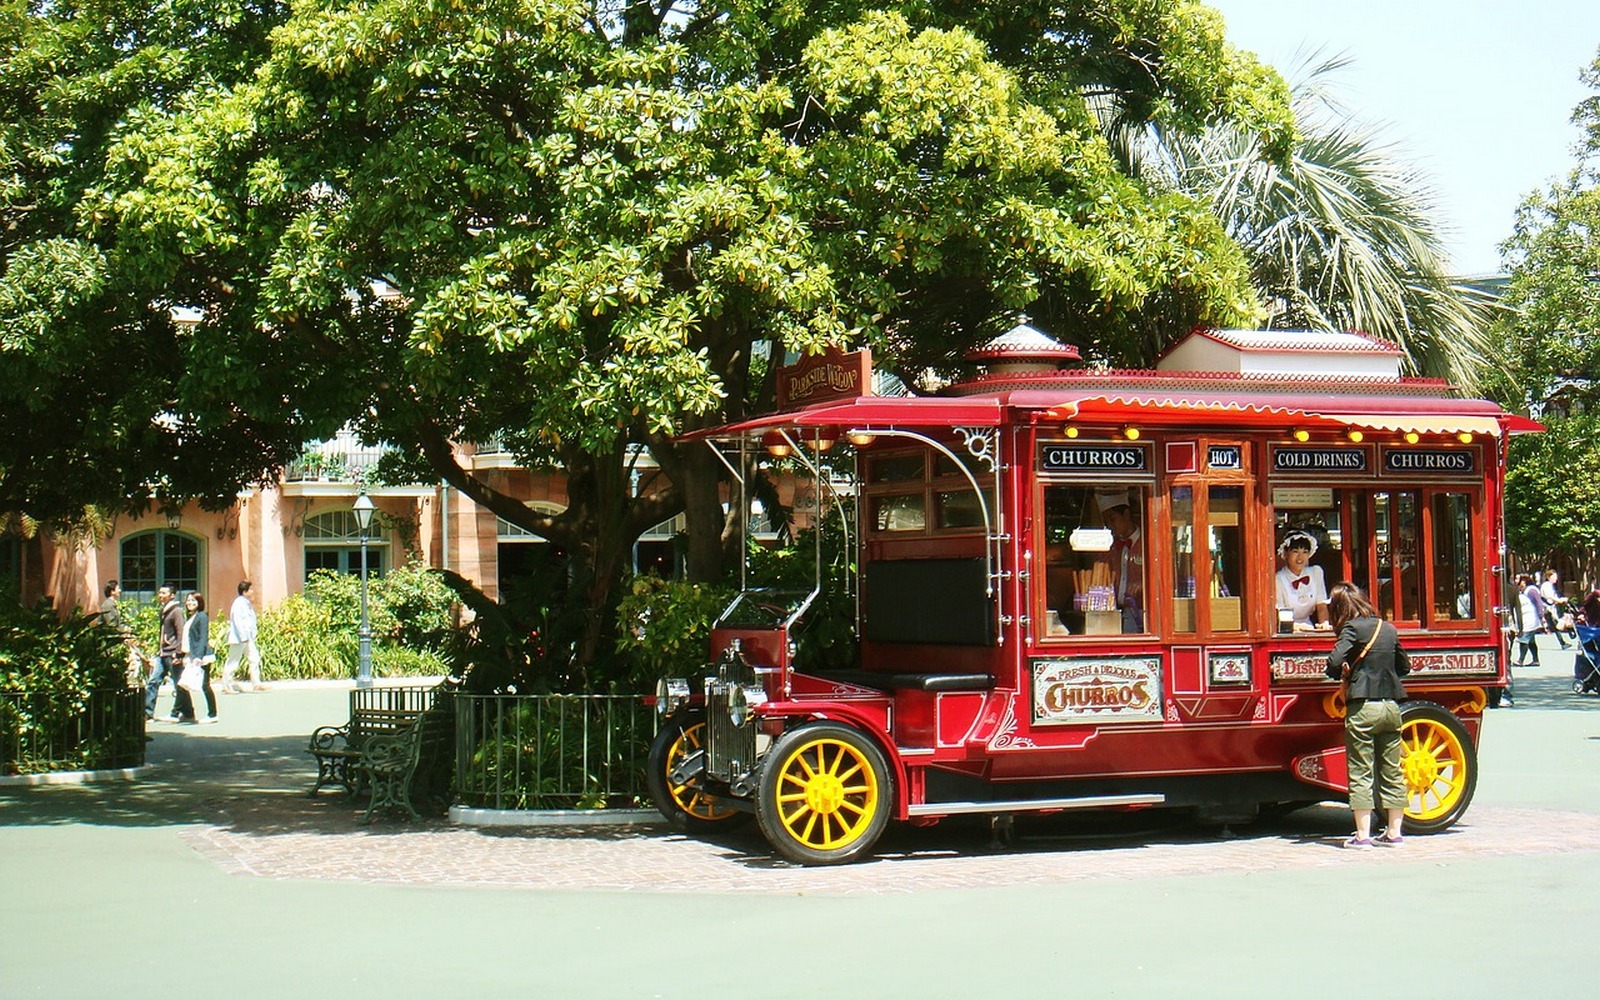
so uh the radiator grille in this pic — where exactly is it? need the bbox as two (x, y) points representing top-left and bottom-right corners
(703, 683), (756, 782)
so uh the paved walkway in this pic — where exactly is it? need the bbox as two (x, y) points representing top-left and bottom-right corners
(3, 638), (1599, 998)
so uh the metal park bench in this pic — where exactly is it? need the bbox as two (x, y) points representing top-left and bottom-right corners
(353, 702), (454, 823)
(306, 684), (441, 797)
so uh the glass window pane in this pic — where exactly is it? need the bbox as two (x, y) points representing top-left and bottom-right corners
(1374, 492), (1421, 621)
(1272, 493), (1340, 631)
(868, 453), (924, 484)
(163, 533), (200, 593)
(120, 533), (158, 597)
(1346, 495), (1370, 597)
(1396, 492), (1420, 621)
(872, 494), (925, 532)
(935, 489), (984, 529)
(1208, 486), (1245, 631)
(1040, 484), (1146, 635)
(1433, 493), (1474, 621)
(1171, 486), (1195, 634)
(305, 546), (386, 583)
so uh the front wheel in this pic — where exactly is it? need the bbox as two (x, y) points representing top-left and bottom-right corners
(1399, 701), (1477, 834)
(757, 722), (892, 865)
(647, 713), (750, 833)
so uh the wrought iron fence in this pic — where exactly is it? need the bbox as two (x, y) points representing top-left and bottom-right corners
(453, 693), (653, 810)
(0, 687), (146, 775)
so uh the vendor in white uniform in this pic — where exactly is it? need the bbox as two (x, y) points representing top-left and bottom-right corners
(1275, 530), (1331, 631)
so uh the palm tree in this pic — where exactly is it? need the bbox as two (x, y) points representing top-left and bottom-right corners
(1125, 53), (1498, 391)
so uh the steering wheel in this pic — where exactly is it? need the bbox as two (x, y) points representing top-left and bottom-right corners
(751, 601), (790, 625)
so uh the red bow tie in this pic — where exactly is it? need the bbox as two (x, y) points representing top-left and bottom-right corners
(1291, 576), (1311, 589)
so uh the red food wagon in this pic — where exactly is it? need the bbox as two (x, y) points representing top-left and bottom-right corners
(648, 325), (1537, 864)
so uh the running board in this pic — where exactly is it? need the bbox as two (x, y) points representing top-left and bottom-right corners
(906, 793), (1165, 817)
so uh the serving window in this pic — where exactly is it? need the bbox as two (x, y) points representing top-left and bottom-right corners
(1271, 486), (1479, 630)
(1039, 483), (1149, 637)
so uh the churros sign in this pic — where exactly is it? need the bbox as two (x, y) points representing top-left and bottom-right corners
(1032, 657), (1163, 724)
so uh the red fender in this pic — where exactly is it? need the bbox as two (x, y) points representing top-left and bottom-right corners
(756, 701), (912, 819)
(1290, 745), (1349, 793)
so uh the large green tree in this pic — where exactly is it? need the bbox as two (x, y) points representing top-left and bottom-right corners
(0, 0), (294, 531)
(1490, 48), (1600, 577)
(3, 1), (1294, 681)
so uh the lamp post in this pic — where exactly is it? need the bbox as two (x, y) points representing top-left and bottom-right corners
(352, 491), (376, 688)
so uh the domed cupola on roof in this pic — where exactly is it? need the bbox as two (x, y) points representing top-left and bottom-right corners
(965, 320), (1082, 376)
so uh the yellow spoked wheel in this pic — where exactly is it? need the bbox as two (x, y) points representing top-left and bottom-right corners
(757, 722), (891, 866)
(646, 715), (749, 833)
(1399, 702), (1478, 834)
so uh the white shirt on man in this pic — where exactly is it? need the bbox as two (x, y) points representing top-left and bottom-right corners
(228, 594), (258, 644)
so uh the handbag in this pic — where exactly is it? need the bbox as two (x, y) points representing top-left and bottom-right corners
(178, 660), (205, 693)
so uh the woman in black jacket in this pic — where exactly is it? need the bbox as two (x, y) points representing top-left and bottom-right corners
(1325, 582), (1410, 848)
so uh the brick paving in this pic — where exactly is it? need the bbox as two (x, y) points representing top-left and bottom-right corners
(153, 663), (1600, 897)
(182, 792), (1600, 895)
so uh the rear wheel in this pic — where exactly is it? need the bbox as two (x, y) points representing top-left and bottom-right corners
(757, 722), (891, 865)
(1399, 702), (1477, 834)
(647, 713), (750, 833)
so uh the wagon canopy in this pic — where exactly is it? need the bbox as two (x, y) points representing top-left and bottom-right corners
(684, 388), (1540, 441)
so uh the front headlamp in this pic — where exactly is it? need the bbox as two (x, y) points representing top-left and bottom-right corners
(727, 684), (768, 727)
(655, 677), (691, 716)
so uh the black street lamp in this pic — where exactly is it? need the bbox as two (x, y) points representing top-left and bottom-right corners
(352, 491), (376, 688)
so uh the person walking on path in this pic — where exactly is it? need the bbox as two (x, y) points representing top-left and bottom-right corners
(1513, 573), (1544, 672)
(99, 580), (141, 685)
(1540, 569), (1573, 649)
(182, 591), (218, 723)
(144, 586), (185, 722)
(1325, 582), (1410, 848)
(222, 580), (264, 693)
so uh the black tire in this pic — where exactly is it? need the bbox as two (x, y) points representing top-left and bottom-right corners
(646, 713), (751, 834)
(1398, 701), (1478, 835)
(756, 721), (892, 865)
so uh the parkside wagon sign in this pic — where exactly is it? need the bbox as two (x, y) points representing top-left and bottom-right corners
(775, 348), (871, 408)
(1033, 657), (1163, 724)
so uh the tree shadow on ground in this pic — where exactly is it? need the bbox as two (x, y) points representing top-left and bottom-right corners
(0, 731), (373, 835)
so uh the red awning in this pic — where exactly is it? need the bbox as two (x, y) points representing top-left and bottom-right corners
(682, 396), (1005, 440)
(1032, 391), (1537, 438)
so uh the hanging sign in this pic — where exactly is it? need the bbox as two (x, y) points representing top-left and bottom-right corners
(775, 348), (871, 408)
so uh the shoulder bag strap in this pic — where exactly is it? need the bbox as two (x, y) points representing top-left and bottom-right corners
(1340, 621), (1385, 709)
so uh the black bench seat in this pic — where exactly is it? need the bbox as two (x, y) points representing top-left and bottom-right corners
(816, 670), (995, 692)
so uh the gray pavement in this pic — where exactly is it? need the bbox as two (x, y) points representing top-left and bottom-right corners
(3, 635), (1600, 998)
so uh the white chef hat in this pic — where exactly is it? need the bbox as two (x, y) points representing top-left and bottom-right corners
(1094, 488), (1133, 514)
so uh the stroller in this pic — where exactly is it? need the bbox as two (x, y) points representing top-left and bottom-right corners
(1575, 624), (1600, 695)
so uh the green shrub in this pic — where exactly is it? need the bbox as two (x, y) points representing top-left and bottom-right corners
(377, 563), (457, 649)
(253, 569), (452, 681)
(371, 643), (448, 678)
(0, 589), (137, 773)
(255, 594), (348, 679)
(614, 576), (732, 686)
(303, 569), (395, 646)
